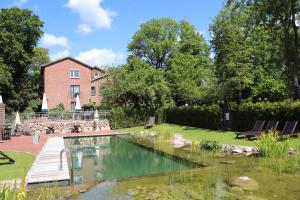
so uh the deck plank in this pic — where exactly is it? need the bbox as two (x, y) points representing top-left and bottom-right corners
(26, 137), (70, 184)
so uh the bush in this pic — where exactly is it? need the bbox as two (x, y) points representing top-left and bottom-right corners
(200, 140), (221, 151)
(109, 107), (150, 129)
(166, 105), (222, 130)
(165, 100), (300, 131)
(255, 130), (300, 173)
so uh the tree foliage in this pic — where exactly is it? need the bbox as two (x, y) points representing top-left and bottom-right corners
(0, 7), (44, 112)
(210, 1), (290, 102)
(101, 56), (170, 114)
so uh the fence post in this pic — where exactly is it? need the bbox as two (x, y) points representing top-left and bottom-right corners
(0, 103), (5, 142)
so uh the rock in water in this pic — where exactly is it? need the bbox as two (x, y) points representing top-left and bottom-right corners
(229, 176), (259, 191)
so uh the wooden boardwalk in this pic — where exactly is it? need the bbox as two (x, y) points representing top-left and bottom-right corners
(26, 137), (70, 185)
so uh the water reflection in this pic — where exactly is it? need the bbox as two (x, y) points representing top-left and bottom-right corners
(65, 136), (192, 185)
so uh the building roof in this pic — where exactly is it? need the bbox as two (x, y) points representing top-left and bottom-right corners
(42, 56), (105, 73)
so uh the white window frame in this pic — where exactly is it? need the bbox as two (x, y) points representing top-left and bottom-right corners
(70, 69), (80, 79)
(94, 72), (100, 78)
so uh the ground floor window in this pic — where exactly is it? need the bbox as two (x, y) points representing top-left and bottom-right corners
(91, 86), (96, 96)
(71, 101), (76, 111)
(71, 85), (80, 98)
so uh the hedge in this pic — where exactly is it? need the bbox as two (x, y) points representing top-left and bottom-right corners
(165, 104), (223, 130)
(166, 100), (300, 132)
(109, 106), (165, 129)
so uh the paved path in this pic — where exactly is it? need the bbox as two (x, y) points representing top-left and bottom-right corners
(26, 137), (70, 184)
(0, 130), (113, 155)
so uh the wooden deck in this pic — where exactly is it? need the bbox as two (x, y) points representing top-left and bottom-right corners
(26, 137), (70, 185)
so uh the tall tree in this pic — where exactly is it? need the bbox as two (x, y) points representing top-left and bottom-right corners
(167, 20), (215, 105)
(24, 47), (50, 112)
(246, 0), (300, 99)
(210, 2), (289, 102)
(128, 18), (179, 68)
(101, 56), (170, 113)
(0, 7), (43, 111)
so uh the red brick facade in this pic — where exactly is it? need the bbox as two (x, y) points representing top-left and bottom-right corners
(43, 57), (107, 111)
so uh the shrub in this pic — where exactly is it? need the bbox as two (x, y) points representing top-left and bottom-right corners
(166, 100), (300, 131)
(255, 131), (289, 157)
(166, 105), (222, 130)
(255, 130), (300, 173)
(49, 103), (65, 112)
(109, 106), (149, 129)
(200, 140), (221, 151)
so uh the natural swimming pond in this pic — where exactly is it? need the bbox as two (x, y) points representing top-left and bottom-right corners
(63, 135), (300, 200)
(64, 136), (197, 184)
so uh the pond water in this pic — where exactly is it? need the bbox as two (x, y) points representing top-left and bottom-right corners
(64, 136), (300, 200)
(64, 136), (196, 184)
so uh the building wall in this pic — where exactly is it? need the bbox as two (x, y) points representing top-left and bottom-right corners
(91, 76), (110, 103)
(44, 59), (93, 111)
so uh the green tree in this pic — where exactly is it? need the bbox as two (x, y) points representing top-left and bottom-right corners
(167, 21), (215, 105)
(128, 18), (179, 68)
(24, 47), (50, 112)
(245, 0), (300, 99)
(101, 56), (170, 114)
(0, 7), (43, 111)
(210, 2), (289, 102)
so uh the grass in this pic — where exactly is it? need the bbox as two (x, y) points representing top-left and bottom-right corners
(121, 123), (300, 148)
(0, 151), (36, 181)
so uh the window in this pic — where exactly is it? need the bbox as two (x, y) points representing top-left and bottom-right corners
(94, 72), (99, 78)
(71, 101), (76, 111)
(91, 86), (96, 96)
(70, 85), (80, 98)
(70, 69), (80, 78)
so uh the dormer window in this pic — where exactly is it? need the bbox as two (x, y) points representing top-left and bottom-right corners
(70, 69), (80, 78)
(94, 72), (100, 78)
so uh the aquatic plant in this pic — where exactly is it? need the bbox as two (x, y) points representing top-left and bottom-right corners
(0, 177), (26, 200)
(255, 130), (300, 173)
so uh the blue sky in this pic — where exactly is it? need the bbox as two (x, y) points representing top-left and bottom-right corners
(0, 0), (224, 66)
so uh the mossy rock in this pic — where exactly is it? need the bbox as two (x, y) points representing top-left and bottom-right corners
(246, 195), (268, 200)
(229, 176), (259, 191)
(230, 186), (244, 195)
(220, 160), (236, 164)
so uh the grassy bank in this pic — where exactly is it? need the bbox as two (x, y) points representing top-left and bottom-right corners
(121, 123), (300, 148)
(0, 151), (35, 181)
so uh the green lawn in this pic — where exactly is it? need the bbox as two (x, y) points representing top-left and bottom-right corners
(0, 151), (36, 181)
(121, 123), (300, 148)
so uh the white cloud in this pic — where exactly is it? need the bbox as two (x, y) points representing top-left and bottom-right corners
(65, 0), (116, 33)
(77, 24), (93, 34)
(76, 48), (125, 66)
(50, 50), (70, 61)
(41, 33), (70, 49)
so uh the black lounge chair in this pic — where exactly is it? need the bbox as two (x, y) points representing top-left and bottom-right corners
(236, 120), (265, 138)
(0, 151), (15, 164)
(145, 116), (155, 129)
(279, 121), (298, 139)
(243, 120), (279, 139)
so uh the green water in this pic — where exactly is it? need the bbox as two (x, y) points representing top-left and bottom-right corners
(65, 136), (300, 200)
(64, 136), (192, 184)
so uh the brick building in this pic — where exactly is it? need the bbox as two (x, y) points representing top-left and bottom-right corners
(42, 57), (109, 111)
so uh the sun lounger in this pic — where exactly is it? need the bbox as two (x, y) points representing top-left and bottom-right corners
(279, 121), (298, 139)
(243, 120), (279, 139)
(236, 120), (265, 138)
(145, 116), (155, 129)
(0, 151), (15, 164)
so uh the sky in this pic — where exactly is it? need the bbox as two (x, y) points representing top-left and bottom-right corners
(0, 0), (225, 67)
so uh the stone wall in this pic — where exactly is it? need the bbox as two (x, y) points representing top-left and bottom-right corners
(30, 119), (110, 134)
